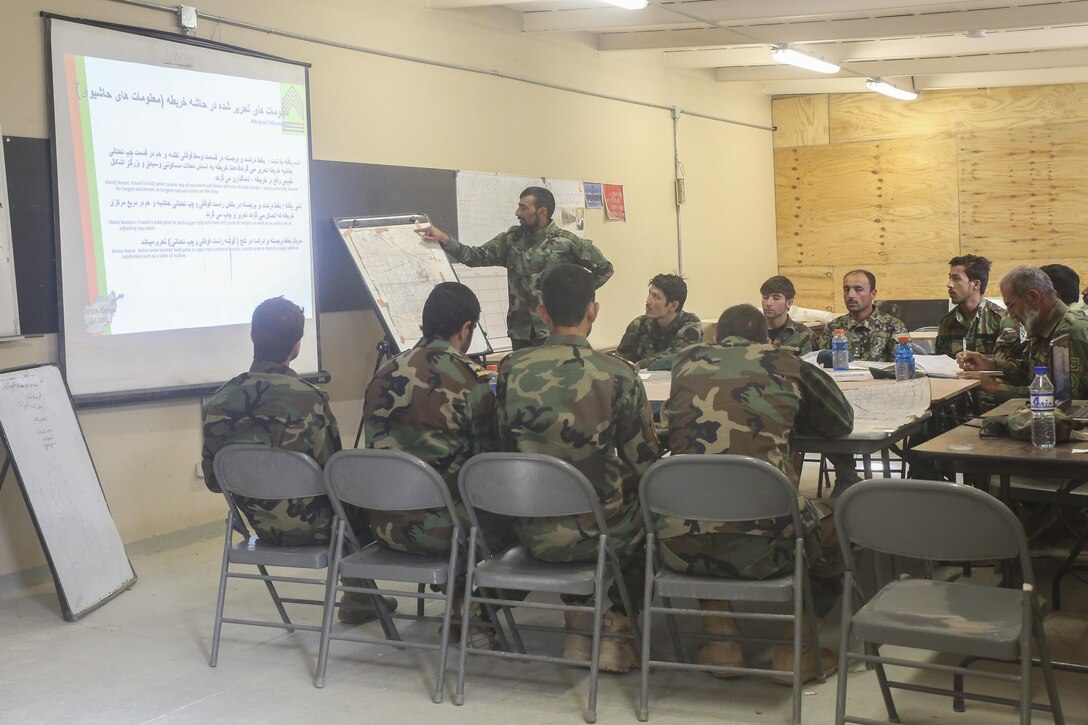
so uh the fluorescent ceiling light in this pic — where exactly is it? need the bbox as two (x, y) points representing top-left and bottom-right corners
(770, 45), (840, 74)
(602, 0), (648, 8)
(866, 77), (918, 101)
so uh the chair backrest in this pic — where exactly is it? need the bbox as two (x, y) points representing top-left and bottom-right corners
(323, 449), (457, 514)
(458, 453), (606, 532)
(639, 455), (802, 537)
(835, 479), (1033, 582)
(213, 443), (326, 500)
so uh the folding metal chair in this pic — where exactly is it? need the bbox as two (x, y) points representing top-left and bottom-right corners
(454, 453), (639, 724)
(316, 449), (465, 702)
(209, 443), (334, 669)
(637, 455), (824, 725)
(834, 479), (1064, 725)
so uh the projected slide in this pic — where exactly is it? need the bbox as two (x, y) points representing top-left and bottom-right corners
(66, 57), (311, 335)
(50, 18), (319, 398)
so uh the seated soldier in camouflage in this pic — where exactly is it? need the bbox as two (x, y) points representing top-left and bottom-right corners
(664, 304), (854, 683)
(934, 254), (1008, 357)
(497, 263), (661, 673)
(760, 274), (815, 356)
(202, 296), (390, 623)
(817, 269), (906, 496)
(363, 282), (505, 555)
(615, 273), (703, 370)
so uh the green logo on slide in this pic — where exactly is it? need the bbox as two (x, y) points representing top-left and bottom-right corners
(280, 84), (306, 135)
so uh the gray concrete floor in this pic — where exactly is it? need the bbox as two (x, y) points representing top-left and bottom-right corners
(1, 468), (1086, 724)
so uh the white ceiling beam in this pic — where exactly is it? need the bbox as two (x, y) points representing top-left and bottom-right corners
(427, 0), (533, 7)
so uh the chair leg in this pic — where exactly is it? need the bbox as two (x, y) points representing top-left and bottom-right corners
(638, 533), (654, 722)
(209, 517), (233, 667)
(834, 571), (853, 725)
(315, 521), (345, 689)
(870, 644), (901, 724)
(801, 572), (824, 684)
(609, 549), (641, 656)
(790, 542), (804, 725)
(1033, 610), (1065, 725)
(433, 539), (460, 704)
(257, 565), (294, 632)
(586, 539), (608, 725)
(417, 583), (426, 618)
(454, 528), (479, 707)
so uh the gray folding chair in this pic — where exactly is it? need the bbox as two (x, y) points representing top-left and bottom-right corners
(637, 455), (823, 725)
(834, 479), (1064, 725)
(454, 453), (639, 724)
(316, 449), (467, 702)
(209, 443), (334, 669)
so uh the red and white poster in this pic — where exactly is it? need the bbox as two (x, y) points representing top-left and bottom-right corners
(603, 183), (626, 221)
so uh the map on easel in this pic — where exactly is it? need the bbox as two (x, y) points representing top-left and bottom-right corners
(335, 215), (491, 356)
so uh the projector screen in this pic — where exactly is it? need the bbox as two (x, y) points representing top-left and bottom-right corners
(48, 17), (320, 401)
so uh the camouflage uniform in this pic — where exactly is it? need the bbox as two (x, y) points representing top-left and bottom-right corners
(663, 338), (855, 616)
(615, 310), (703, 370)
(768, 315), (816, 356)
(363, 338), (504, 555)
(444, 222), (613, 349)
(991, 301), (1088, 400)
(497, 333), (660, 569)
(202, 360), (343, 546)
(933, 300), (1007, 356)
(818, 307), (908, 362)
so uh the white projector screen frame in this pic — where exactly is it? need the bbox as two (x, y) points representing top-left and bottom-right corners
(47, 16), (321, 403)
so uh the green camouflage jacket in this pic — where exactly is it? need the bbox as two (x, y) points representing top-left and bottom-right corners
(819, 307), (908, 362)
(934, 299), (1007, 356)
(201, 360), (341, 545)
(992, 301), (1088, 400)
(768, 315), (816, 356)
(363, 337), (496, 552)
(444, 221), (613, 346)
(496, 333), (661, 562)
(615, 310), (703, 369)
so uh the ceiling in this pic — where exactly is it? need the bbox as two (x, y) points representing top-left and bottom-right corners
(427, 0), (1088, 96)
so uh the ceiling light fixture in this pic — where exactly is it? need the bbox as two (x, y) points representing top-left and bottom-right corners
(866, 77), (918, 101)
(601, 0), (649, 9)
(770, 45), (840, 74)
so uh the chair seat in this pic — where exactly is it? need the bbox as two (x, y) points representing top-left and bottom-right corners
(474, 546), (600, 595)
(338, 543), (453, 586)
(654, 568), (795, 602)
(854, 579), (1025, 661)
(229, 537), (329, 568)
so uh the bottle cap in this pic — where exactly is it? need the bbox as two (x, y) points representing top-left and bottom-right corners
(486, 364), (498, 373)
(1034, 366), (1048, 376)
(897, 334), (910, 343)
(834, 328), (845, 334)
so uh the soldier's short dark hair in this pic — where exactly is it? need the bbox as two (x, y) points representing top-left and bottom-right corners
(760, 275), (796, 299)
(521, 186), (556, 220)
(422, 282), (481, 339)
(1040, 264), (1080, 305)
(716, 304), (768, 344)
(949, 254), (993, 294)
(844, 269), (877, 291)
(252, 296), (305, 363)
(649, 273), (687, 309)
(542, 263), (595, 327)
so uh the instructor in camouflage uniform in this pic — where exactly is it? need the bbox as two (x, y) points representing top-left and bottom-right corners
(817, 269), (906, 494)
(419, 187), (613, 350)
(363, 282), (506, 555)
(497, 263), (661, 673)
(664, 303), (854, 683)
(615, 273), (703, 370)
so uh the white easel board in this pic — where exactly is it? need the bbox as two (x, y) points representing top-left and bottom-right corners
(0, 364), (135, 619)
(335, 215), (491, 356)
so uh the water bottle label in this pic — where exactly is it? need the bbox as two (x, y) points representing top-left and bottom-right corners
(1031, 392), (1054, 412)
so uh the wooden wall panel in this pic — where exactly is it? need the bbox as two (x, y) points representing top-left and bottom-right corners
(779, 265), (835, 311)
(771, 95), (829, 148)
(776, 136), (957, 268)
(830, 84), (1088, 143)
(959, 121), (1088, 255)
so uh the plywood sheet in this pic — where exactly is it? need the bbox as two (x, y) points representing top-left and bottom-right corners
(830, 84), (1088, 143)
(775, 136), (958, 268)
(959, 121), (1088, 255)
(779, 265), (835, 311)
(771, 95), (829, 149)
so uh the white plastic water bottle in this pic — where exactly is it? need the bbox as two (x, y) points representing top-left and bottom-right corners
(1030, 366), (1056, 449)
(831, 328), (849, 371)
(894, 335), (915, 382)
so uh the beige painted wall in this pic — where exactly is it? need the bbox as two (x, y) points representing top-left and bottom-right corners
(0, 0), (777, 578)
(772, 85), (1088, 313)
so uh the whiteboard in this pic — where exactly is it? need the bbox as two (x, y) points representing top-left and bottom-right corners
(0, 129), (21, 337)
(455, 172), (543, 352)
(335, 215), (490, 356)
(0, 365), (135, 620)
